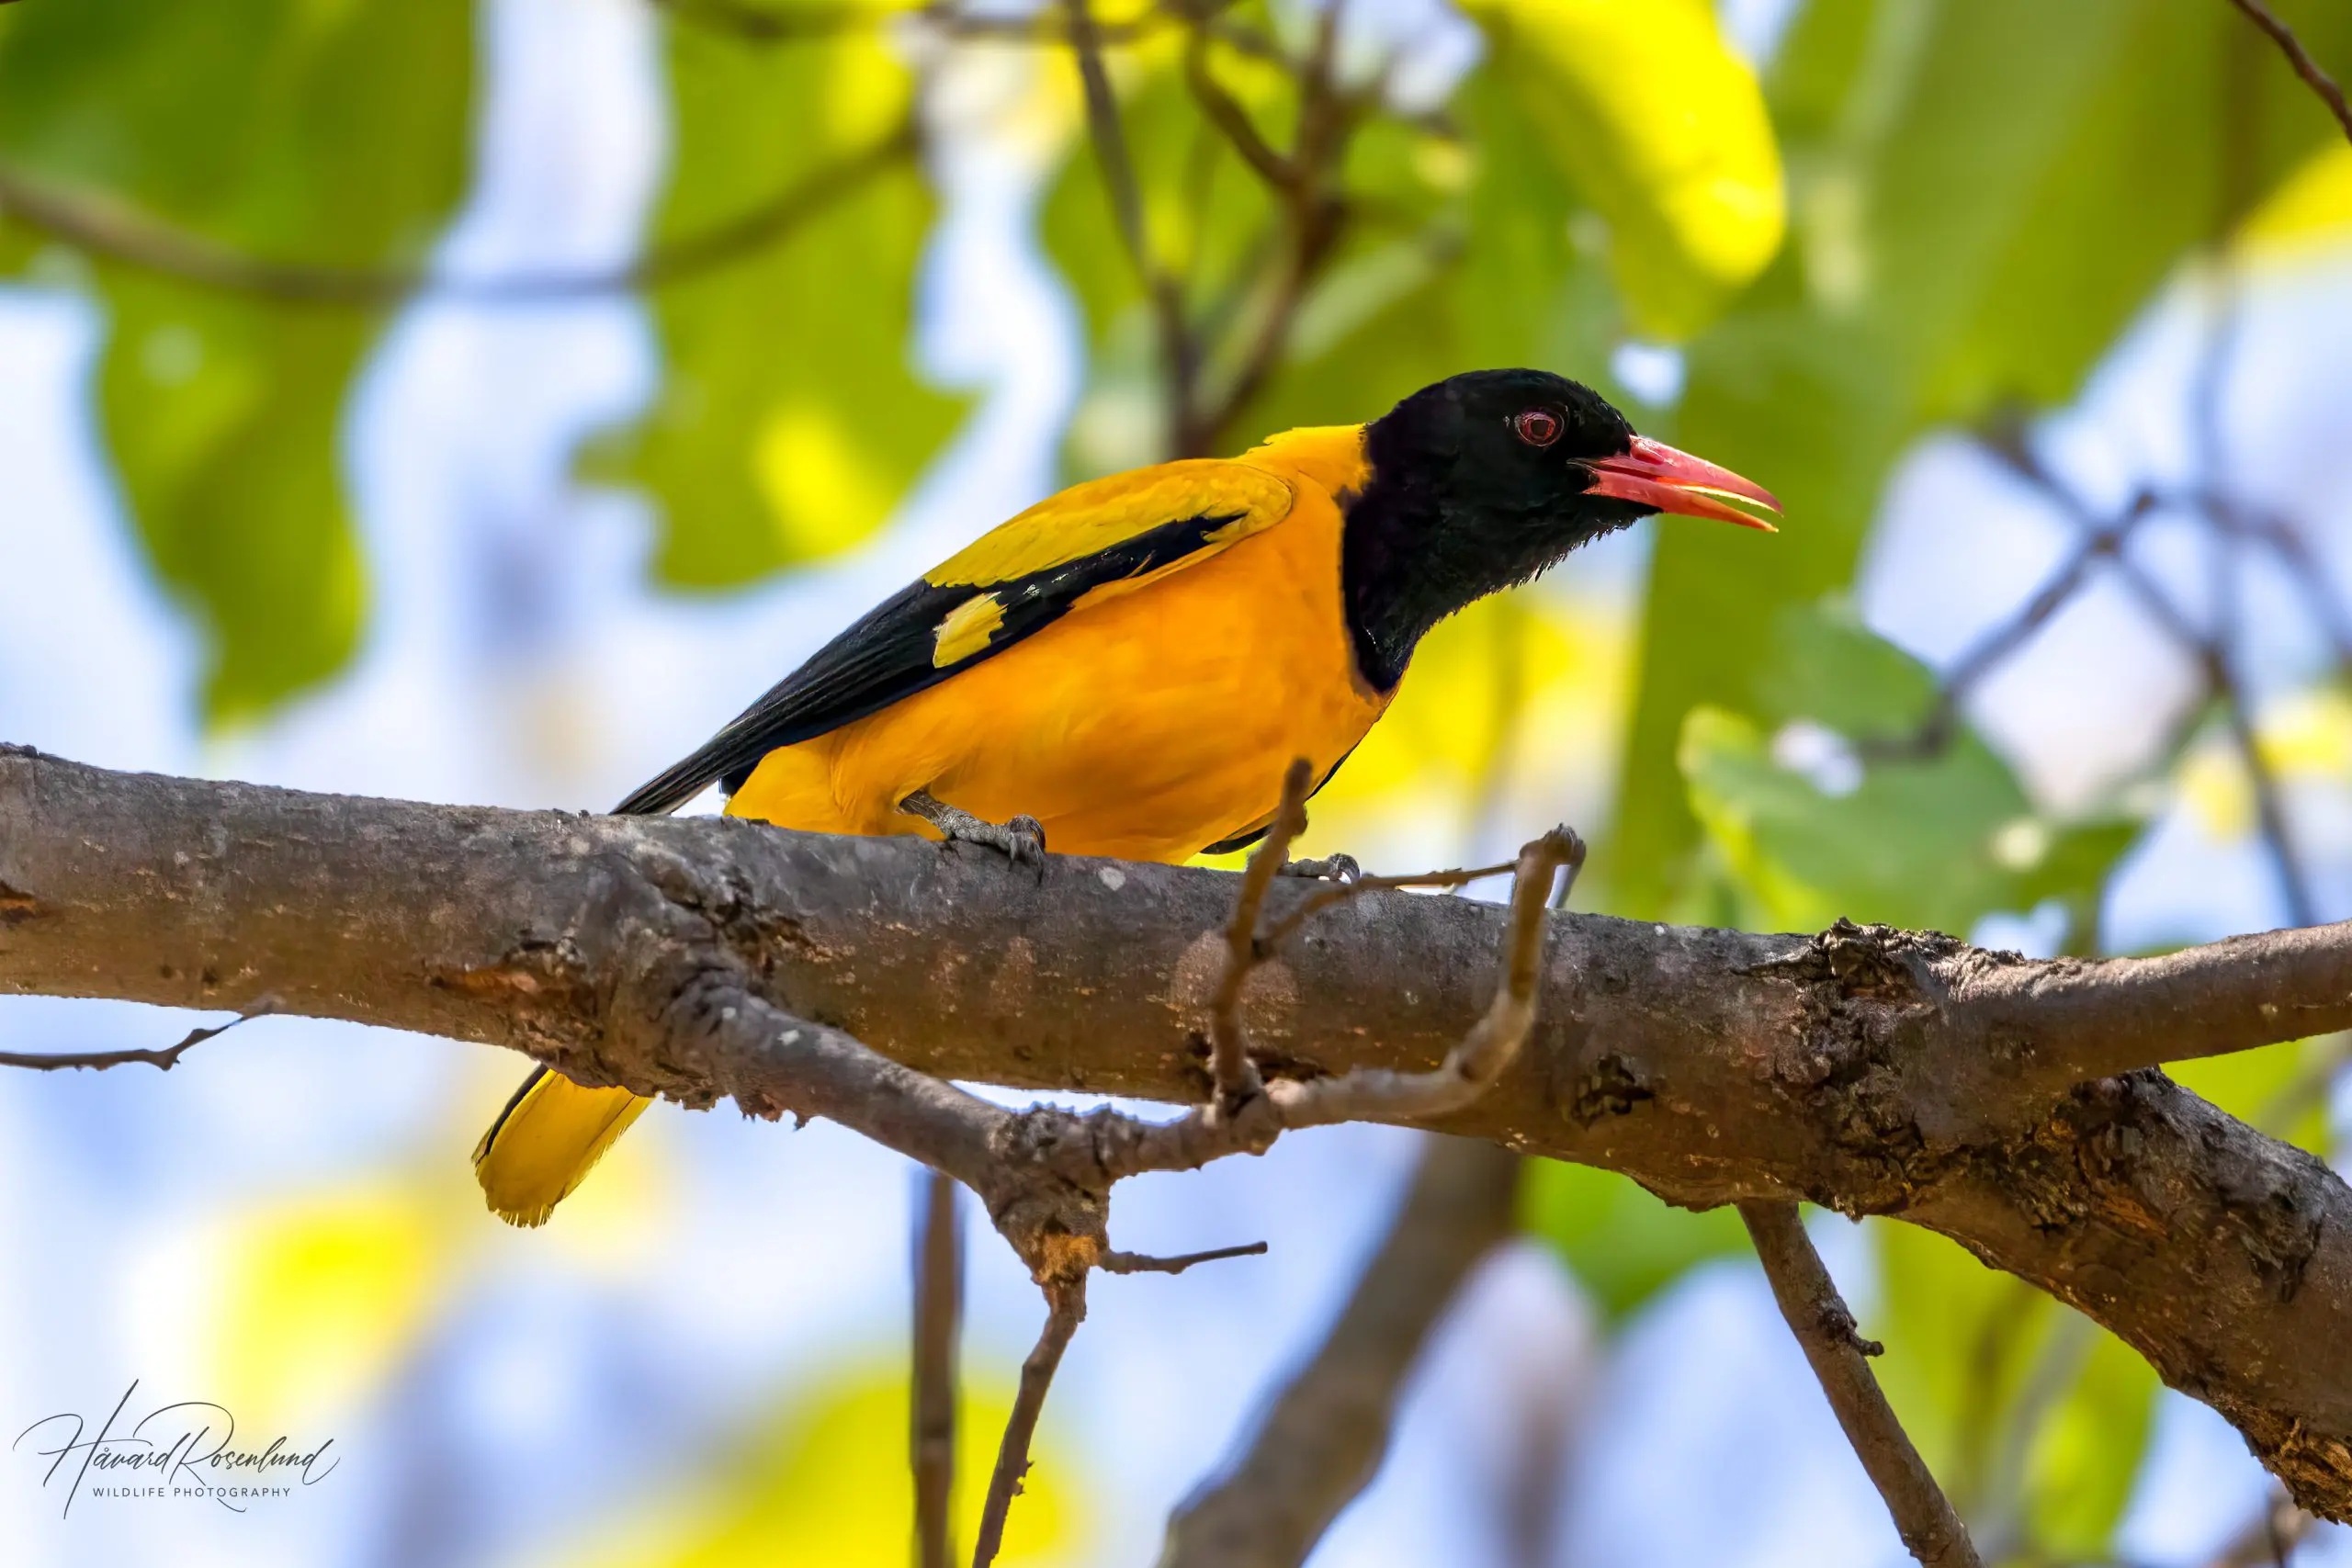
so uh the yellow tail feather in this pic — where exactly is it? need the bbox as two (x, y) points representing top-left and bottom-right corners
(472, 1066), (651, 1227)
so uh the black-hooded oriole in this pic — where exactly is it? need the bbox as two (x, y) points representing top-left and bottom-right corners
(474, 367), (1778, 1224)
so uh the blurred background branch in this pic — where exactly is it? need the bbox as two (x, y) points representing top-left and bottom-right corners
(913, 1168), (964, 1568)
(1158, 1135), (1521, 1568)
(0, 122), (917, 306)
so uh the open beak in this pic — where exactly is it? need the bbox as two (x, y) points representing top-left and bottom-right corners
(1587, 436), (1781, 531)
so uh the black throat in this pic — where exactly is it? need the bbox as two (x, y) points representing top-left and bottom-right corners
(1339, 456), (1450, 694)
(1339, 430), (1637, 694)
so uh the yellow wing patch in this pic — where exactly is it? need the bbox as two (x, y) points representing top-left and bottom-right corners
(933, 592), (1008, 667)
(924, 460), (1295, 589)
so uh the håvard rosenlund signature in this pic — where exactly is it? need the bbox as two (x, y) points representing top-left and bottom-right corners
(13, 1381), (338, 1518)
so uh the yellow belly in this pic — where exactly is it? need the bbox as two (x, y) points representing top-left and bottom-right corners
(728, 481), (1386, 863)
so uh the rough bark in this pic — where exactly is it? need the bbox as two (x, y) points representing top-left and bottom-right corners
(6, 749), (2352, 1514)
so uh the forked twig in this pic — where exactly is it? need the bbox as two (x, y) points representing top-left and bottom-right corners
(951, 776), (1582, 1562)
(1060, 794), (1581, 1183)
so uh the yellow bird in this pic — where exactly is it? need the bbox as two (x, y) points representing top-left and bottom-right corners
(474, 368), (1777, 1224)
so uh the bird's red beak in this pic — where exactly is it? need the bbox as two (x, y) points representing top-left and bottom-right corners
(1587, 436), (1781, 531)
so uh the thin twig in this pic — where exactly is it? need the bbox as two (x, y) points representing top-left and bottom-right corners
(2183, 188), (2322, 929)
(1191, 0), (1356, 447)
(1865, 489), (2156, 760)
(0, 122), (914, 307)
(2224, 0), (2352, 145)
(1254, 857), (1521, 951)
(2205, 495), (2352, 671)
(1183, 28), (1296, 190)
(1211, 758), (1313, 1107)
(1739, 1201), (1982, 1568)
(0, 1002), (274, 1072)
(971, 1281), (1085, 1568)
(912, 1169), (963, 1568)
(1100, 1239), (1268, 1274)
(1159, 1135), (1521, 1568)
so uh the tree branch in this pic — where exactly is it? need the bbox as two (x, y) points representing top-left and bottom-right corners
(1740, 1201), (1982, 1568)
(1159, 1134), (1521, 1568)
(9, 750), (2352, 1515)
(0, 122), (916, 307)
(2224, 0), (2352, 145)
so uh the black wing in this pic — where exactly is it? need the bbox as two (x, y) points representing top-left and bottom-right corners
(612, 509), (1261, 816)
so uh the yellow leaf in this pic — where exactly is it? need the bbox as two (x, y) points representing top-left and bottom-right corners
(1461, 0), (1786, 339)
(2177, 686), (2352, 839)
(198, 1180), (444, 1427)
(754, 401), (899, 561)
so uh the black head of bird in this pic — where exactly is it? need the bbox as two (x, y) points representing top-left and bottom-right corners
(1342, 367), (1778, 690)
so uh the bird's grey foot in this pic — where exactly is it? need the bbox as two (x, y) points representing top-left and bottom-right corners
(1278, 853), (1361, 884)
(899, 789), (1047, 880)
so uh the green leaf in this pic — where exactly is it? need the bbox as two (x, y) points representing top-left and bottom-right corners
(1607, 0), (2352, 917)
(2023, 1325), (2160, 1561)
(1675, 601), (2139, 935)
(0, 0), (474, 721)
(595, 9), (965, 586)
(1521, 1156), (1747, 1325)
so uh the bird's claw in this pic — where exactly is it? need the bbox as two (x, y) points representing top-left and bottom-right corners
(941, 812), (1048, 883)
(1277, 853), (1361, 885)
(900, 790), (1048, 882)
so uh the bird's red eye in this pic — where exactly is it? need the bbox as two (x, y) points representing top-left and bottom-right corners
(1513, 409), (1563, 447)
